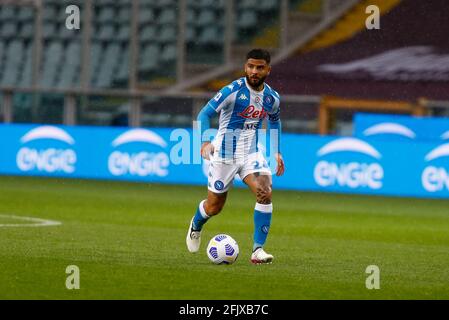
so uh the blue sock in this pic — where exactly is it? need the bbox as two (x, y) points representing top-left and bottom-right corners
(192, 200), (210, 231)
(253, 203), (273, 252)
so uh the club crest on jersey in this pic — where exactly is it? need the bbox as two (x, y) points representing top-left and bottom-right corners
(238, 105), (268, 119)
(214, 180), (225, 191)
(264, 95), (274, 106)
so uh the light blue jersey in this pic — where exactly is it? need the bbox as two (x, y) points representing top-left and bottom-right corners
(199, 77), (281, 162)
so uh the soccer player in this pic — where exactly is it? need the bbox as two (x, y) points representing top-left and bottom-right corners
(186, 49), (285, 264)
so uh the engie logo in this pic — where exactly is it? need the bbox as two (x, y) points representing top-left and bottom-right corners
(313, 138), (384, 189)
(108, 129), (169, 177)
(363, 122), (416, 139)
(422, 143), (449, 192)
(16, 126), (76, 173)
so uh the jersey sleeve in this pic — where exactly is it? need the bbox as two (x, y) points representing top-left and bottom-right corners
(267, 93), (281, 154)
(206, 83), (238, 113)
(268, 92), (281, 122)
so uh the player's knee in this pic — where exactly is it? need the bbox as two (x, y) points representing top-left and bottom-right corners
(256, 185), (272, 204)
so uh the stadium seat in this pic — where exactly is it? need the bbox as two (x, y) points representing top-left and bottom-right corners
(5, 40), (24, 60)
(185, 26), (196, 44)
(138, 8), (155, 26)
(118, 7), (131, 24)
(43, 23), (57, 39)
(19, 44), (33, 88)
(1, 22), (18, 39)
(140, 25), (157, 43)
(140, 44), (160, 71)
(200, 0), (222, 9)
(198, 27), (223, 46)
(43, 5), (58, 21)
(239, 0), (259, 10)
(96, 25), (116, 41)
(2, 41), (24, 86)
(237, 11), (258, 30)
(156, 26), (176, 44)
(156, 0), (176, 9)
(18, 7), (34, 22)
(89, 43), (102, 85)
(196, 10), (216, 27)
(117, 25), (131, 42)
(188, 0), (224, 10)
(95, 43), (121, 88)
(141, 0), (156, 9)
(96, 0), (116, 6)
(259, 0), (279, 12)
(59, 24), (80, 40)
(160, 44), (176, 63)
(57, 42), (80, 88)
(97, 7), (115, 24)
(158, 8), (177, 25)
(41, 41), (63, 88)
(186, 9), (196, 26)
(60, 0), (83, 6)
(120, 0), (132, 6)
(20, 23), (34, 39)
(44, 0), (60, 5)
(0, 6), (17, 21)
(115, 49), (129, 82)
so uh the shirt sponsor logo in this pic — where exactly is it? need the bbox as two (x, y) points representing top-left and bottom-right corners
(237, 105), (268, 120)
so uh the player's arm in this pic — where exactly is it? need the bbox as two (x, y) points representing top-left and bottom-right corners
(197, 104), (217, 160)
(268, 101), (285, 176)
(197, 85), (234, 159)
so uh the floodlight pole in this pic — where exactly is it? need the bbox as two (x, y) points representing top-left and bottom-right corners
(129, 0), (142, 127)
(176, 0), (186, 83)
(129, 0), (139, 91)
(80, 0), (93, 91)
(224, 0), (234, 65)
(31, 0), (43, 122)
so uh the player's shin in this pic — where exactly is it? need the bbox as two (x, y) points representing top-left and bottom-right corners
(253, 203), (273, 251)
(192, 200), (210, 231)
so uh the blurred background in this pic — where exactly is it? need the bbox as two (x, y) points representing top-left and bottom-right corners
(1, 0), (447, 134)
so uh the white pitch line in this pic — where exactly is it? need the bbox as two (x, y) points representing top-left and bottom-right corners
(0, 214), (62, 228)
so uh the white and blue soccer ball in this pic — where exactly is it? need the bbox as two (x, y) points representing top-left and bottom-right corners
(207, 234), (239, 265)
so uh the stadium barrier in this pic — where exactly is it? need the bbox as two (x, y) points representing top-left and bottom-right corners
(318, 96), (427, 135)
(354, 113), (449, 142)
(1, 123), (449, 199)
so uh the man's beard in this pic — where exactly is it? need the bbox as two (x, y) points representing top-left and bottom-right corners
(246, 75), (266, 89)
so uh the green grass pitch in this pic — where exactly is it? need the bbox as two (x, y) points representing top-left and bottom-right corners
(0, 175), (448, 299)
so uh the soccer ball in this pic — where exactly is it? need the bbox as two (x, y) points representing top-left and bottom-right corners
(206, 234), (239, 265)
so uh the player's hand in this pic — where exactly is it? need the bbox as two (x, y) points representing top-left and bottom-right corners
(201, 142), (215, 160)
(275, 153), (285, 176)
